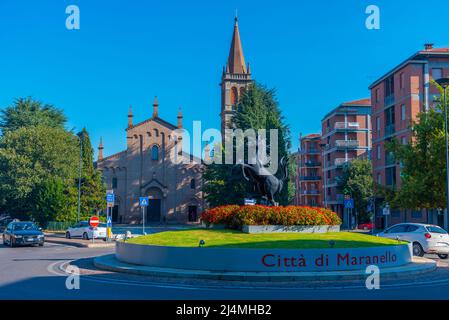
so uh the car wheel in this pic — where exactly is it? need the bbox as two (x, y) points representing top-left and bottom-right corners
(413, 242), (424, 257)
(438, 254), (449, 259)
(66, 232), (71, 239)
(83, 232), (89, 240)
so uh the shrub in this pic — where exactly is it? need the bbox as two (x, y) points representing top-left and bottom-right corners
(200, 205), (341, 228)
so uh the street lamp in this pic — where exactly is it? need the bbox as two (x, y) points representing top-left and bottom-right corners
(76, 133), (83, 223)
(436, 78), (449, 230)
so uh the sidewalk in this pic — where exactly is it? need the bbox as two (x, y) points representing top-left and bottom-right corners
(94, 254), (437, 282)
(45, 233), (116, 248)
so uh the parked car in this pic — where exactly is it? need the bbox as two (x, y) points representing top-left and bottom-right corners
(377, 223), (449, 259)
(65, 221), (107, 240)
(358, 222), (374, 230)
(2, 221), (44, 247)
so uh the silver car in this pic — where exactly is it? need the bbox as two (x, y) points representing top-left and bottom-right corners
(377, 223), (449, 259)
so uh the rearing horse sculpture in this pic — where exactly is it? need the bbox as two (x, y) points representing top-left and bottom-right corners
(232, 157), (289, 206)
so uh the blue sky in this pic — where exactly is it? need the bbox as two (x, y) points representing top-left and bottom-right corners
(1, 0), (449, 158)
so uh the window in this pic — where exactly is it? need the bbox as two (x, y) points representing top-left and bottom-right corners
(385, 166), (396, 187)
(426, 226), (448, 234)
(386, 225), (407, 233)
(151, 145), (159, 160)
(231, 87), (238, 105)
(384, 75), (394, 98)
(377, 145), (381, 160)
(190, 179), (195, 189)
(112, 177), (118, 189)
(432, 68), (443, 81)
(375, 88), (380, 102)
(399, 72), (405, 89)
(406, 225), (419, 232)
(377, 173), (382, 185)
(376, 117), (380, 132)
(401, 104), (406, 121)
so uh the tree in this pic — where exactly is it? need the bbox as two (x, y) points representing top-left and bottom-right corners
(0, 97), (66, 134)
(33, 177), (74, 227)
(76, 128), (106, 218)
(203, 82), (294, 206)
(0, 126), (79, 219)
(337, 158), (374, 223)
(386, 90), (446, 210)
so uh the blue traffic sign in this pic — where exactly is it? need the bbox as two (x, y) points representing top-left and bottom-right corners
(107, 216), (112, 227)
(344, 198), (354, 209)
(106, 193), (115, 203)
(139, 196), (149, 207)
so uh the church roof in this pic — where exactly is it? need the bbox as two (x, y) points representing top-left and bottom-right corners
(226, 17), (247, 74)
(127, 116), (178, 131)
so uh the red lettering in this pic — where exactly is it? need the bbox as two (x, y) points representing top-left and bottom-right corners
(262, 254), (275, 267)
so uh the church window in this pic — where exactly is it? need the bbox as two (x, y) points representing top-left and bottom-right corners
(231, 87), (238, 105)
(190, 179), (195, 189)
(112, 177), (118, 189)
(151, 145), (159, 160)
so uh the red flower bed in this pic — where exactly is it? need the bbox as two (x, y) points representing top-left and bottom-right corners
(200, 205), (341, 228)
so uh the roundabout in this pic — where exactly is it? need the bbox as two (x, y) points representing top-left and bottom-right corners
(94, 229), (436, 281)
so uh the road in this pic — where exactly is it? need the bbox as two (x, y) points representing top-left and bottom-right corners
(2, 239), (449, 300)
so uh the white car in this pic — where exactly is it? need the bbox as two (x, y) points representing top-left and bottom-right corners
(65, 221), (107, 240)
(377, 223), (449, 259)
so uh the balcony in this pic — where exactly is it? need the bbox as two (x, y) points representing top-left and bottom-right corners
(305, 161), (321, 167)
(385, 123), (395, 137)
(334, 158), (354, 167)
(335, 140), (359, 149)
(384, 95), (395, 107)
(300, 176), (322, 181)
(302, 189), (320, 195)
(334, 122), (360, 130)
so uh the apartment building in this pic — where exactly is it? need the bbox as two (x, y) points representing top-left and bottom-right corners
(369, 44), (449, 228)
(295, 134), (323, 207)
(321, 99), (372, 223)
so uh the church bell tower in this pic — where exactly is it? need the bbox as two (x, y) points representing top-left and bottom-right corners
(220, 16), (252, 136)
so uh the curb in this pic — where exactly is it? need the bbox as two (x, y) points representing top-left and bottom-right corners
(46, 238), (116, 248)
(94, 254), (437, 282)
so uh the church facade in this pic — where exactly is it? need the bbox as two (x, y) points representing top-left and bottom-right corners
(96, 17), (252, 224)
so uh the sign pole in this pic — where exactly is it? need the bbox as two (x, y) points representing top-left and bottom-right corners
(142, 206), (145, 235)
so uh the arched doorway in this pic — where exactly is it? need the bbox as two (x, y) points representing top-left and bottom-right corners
(111, 196), (121, 223)
(145, 187), (163, 222)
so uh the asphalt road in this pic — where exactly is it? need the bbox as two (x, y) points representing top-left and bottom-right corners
(2, 239), (449, 300)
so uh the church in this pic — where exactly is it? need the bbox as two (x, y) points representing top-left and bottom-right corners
(96, 17), (252, 224)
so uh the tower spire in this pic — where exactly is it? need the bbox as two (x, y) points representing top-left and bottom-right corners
(177, 107), (183, 129)
(152, 96), (159, 118)
(128, 105), (133, 128)
(227, 14), (247, 74)
(98, 137), (104, 161)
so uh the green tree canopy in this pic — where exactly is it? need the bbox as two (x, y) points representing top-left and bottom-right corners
(0, 97), (66, 134)
(337, 158), (374, 223)
(386, 88), (446, 210)
(0, 125), (79, 218)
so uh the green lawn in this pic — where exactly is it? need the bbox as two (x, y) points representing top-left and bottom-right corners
(126, 229), (404, 249)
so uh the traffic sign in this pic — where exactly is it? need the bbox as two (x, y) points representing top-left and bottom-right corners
(107, 216), (112, 228)
(106, 193), (115, 203)
(139, 196), (149, 207)
(383, 207), (390, 216)
(89, 216), (100, 228)
(344, 198), (354, 209)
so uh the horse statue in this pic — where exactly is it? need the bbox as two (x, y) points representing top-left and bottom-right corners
(231, 156), (289, 206)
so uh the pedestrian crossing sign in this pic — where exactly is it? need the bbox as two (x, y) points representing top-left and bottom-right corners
(139, 196), (149, 207)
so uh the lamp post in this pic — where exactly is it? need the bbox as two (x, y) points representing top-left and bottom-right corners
(436, 78), (449, 230)
(76, 133), (83, 223)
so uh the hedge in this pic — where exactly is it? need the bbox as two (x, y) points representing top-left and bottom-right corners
(200, 205), (341, 228)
